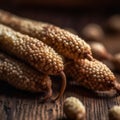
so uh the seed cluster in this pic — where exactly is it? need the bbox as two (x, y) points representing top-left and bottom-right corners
(0, 9), (92, 61)
(65, 59), (117, 91)
(63, 97), (86, 120)
(0, 52), (52, 94)
(42, 25), (92, 60)
(0, 24), (67, 101)
(0, 9), (119, 100)
(0, 24), (63, 75)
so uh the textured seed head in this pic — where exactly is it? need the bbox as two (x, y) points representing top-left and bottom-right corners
(109, 105), (120, 120)
(0, 24), (64, 75)
(0, 52), (52, 94)
(0, 10), (92, 61)
(43, 25), (92, 61)
(65, 59), (116, 91)
(63, 97), (86, 120)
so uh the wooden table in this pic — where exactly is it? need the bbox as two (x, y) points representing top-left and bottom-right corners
(0, 7), (120, 120)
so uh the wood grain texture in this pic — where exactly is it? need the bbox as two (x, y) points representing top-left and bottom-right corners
(0, 77), (120, 120)
(0, 8), (120, 120)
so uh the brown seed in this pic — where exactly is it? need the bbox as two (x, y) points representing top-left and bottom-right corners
(63, 97), (86, 120)
(0, 9), (92, 61)
(109, 105), (120, 120)
(81, 23), (104, 41)
(90, 42), (112, 60)
(0, 51), (52, 100)
(65, 58), (120, 93)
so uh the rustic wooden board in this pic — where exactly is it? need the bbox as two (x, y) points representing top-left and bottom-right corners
(0, 8), (120, 120)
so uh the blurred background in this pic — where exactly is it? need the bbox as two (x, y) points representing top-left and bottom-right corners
(0, 0), (120, 29)
(0, 0), (119, 32)
(1, 0), (120, 8)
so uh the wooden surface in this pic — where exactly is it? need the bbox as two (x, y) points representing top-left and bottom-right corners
(0, 7), (120, 120)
